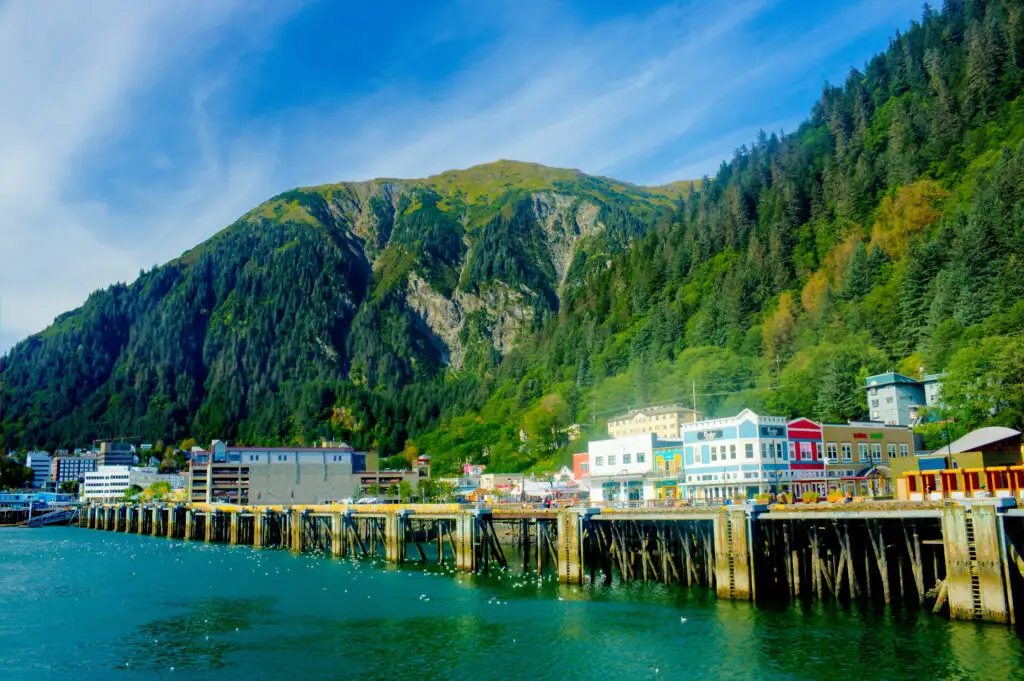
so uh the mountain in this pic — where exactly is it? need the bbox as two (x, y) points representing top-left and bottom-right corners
(0, 161), (684, 453)
(4, 0), (1024, 475)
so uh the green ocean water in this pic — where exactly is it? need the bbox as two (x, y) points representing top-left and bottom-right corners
(1, 526), (1022, 680)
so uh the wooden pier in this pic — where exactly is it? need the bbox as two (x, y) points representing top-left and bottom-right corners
(77, 499), (1024, 625)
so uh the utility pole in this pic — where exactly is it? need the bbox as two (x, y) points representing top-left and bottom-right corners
(692, 380), (697, 413)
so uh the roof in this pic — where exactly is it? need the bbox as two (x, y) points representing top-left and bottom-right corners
(933, 427), (1021, 455)
(865, 372), (921, 388)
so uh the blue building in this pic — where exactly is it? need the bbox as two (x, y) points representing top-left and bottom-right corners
(0, 491), (76, 510)
(680, 409), (791, 502)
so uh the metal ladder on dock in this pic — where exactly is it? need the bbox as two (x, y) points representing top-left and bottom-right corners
(726, 515), (735, 596)
(964, 513), (983, 619)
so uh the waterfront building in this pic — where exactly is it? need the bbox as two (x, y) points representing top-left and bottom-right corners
(894, 427), (1023, 501)
(26, 451), (51, 489)
(652, 439), (685, 500)
(188, 440), (379, 504)
(786, 418), (826, 496)
(81, 466), (184, 501)
(355, 470), (421, 500)
(50, 454), (98, 485)
(680, 410), (790, 502)
(97, 441), (135, 467)
(82, 466), (131, 501)
(588, 433), (657, 502)
(572, 452), (590, 481)
(0, 491), (76, 510)
(607, 404), (702, 439)
(479, 473), (525, 493)
(820, 421), (919, 497)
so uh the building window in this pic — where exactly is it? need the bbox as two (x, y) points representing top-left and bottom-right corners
(858, 444), (869, 462)
(595, 456), (604, 466)
(789, 442), (797, 460)
(871, 444), (882, 462)
(887, 444), (897, 460)
(580, 463), (589, 472)
(778, 442), (787, 461)
(900, 444), (909, 458)
(826, 443), (838, 463)
(623, 454), (632, 465)
(886, 397), (894, 404)
(695, 449), (702, 464)
(637, 453), (646, 463)
(842, 443), (852, 463)
(870, 399), (879, 407)
(608, 455), (616, 466)
(761, 442), (768, 459)
(745, 444), (754, 459)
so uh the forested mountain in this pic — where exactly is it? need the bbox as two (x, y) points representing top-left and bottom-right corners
(4, 0), (1024, 475)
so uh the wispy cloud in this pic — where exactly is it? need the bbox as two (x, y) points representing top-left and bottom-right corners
(0, 0), (921, 350)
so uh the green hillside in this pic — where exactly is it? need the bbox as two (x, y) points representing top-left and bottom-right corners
(3, 0), (1024, 475)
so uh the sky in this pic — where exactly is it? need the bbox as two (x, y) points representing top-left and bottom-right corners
(0, 0), (924, 352)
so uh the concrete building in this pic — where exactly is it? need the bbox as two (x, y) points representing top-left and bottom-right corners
(81, 466), (184, 501)
(98, 441), (135, 467)
(607, 404), (702, 439)
(188, 440), (378, 505)
(820, 421), (918, 497)
(680, 410), (790, 502)
(922, 373), (946, 408)
(26, 451), (51, 489)
(82, 466), (131, 501)
(50, 454), (98, 485)
(864, 372), (943, 426)
(588, 433), (657, 502)
(355, 470), (421, 500)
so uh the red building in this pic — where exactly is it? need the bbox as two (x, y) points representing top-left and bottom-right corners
(572, 452), (590, 481)
(787, 418), (826, 495)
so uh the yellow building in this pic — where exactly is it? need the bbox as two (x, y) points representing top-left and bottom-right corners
(607, 405), (702, 439)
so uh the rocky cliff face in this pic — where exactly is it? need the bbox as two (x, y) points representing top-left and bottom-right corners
(1, 160), (679, 447)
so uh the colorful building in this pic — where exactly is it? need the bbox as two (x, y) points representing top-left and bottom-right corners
(652, 439), (685, 500)
(680, 410), (790, 502)
(786, 418), (826, 495)
(572, 452), (590, 481)
(896, 427), (1023, 501)
(820, 421), (918, 496)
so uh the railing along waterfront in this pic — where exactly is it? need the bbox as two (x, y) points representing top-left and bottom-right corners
(77, 498), (1024, 625)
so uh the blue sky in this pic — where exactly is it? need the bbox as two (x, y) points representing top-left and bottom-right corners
(0, 0), (922, 351)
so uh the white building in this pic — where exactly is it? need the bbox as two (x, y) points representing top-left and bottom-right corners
(587, 433), (657, 502)
(83, 466), (131, 501)
(82, 466), (185, 501)
(26, 451), (51, 489)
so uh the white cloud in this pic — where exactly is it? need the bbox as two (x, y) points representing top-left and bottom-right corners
(0, 0), (921, 351)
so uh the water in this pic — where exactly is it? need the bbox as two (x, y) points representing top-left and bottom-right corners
(1, 527), (1022, 680)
